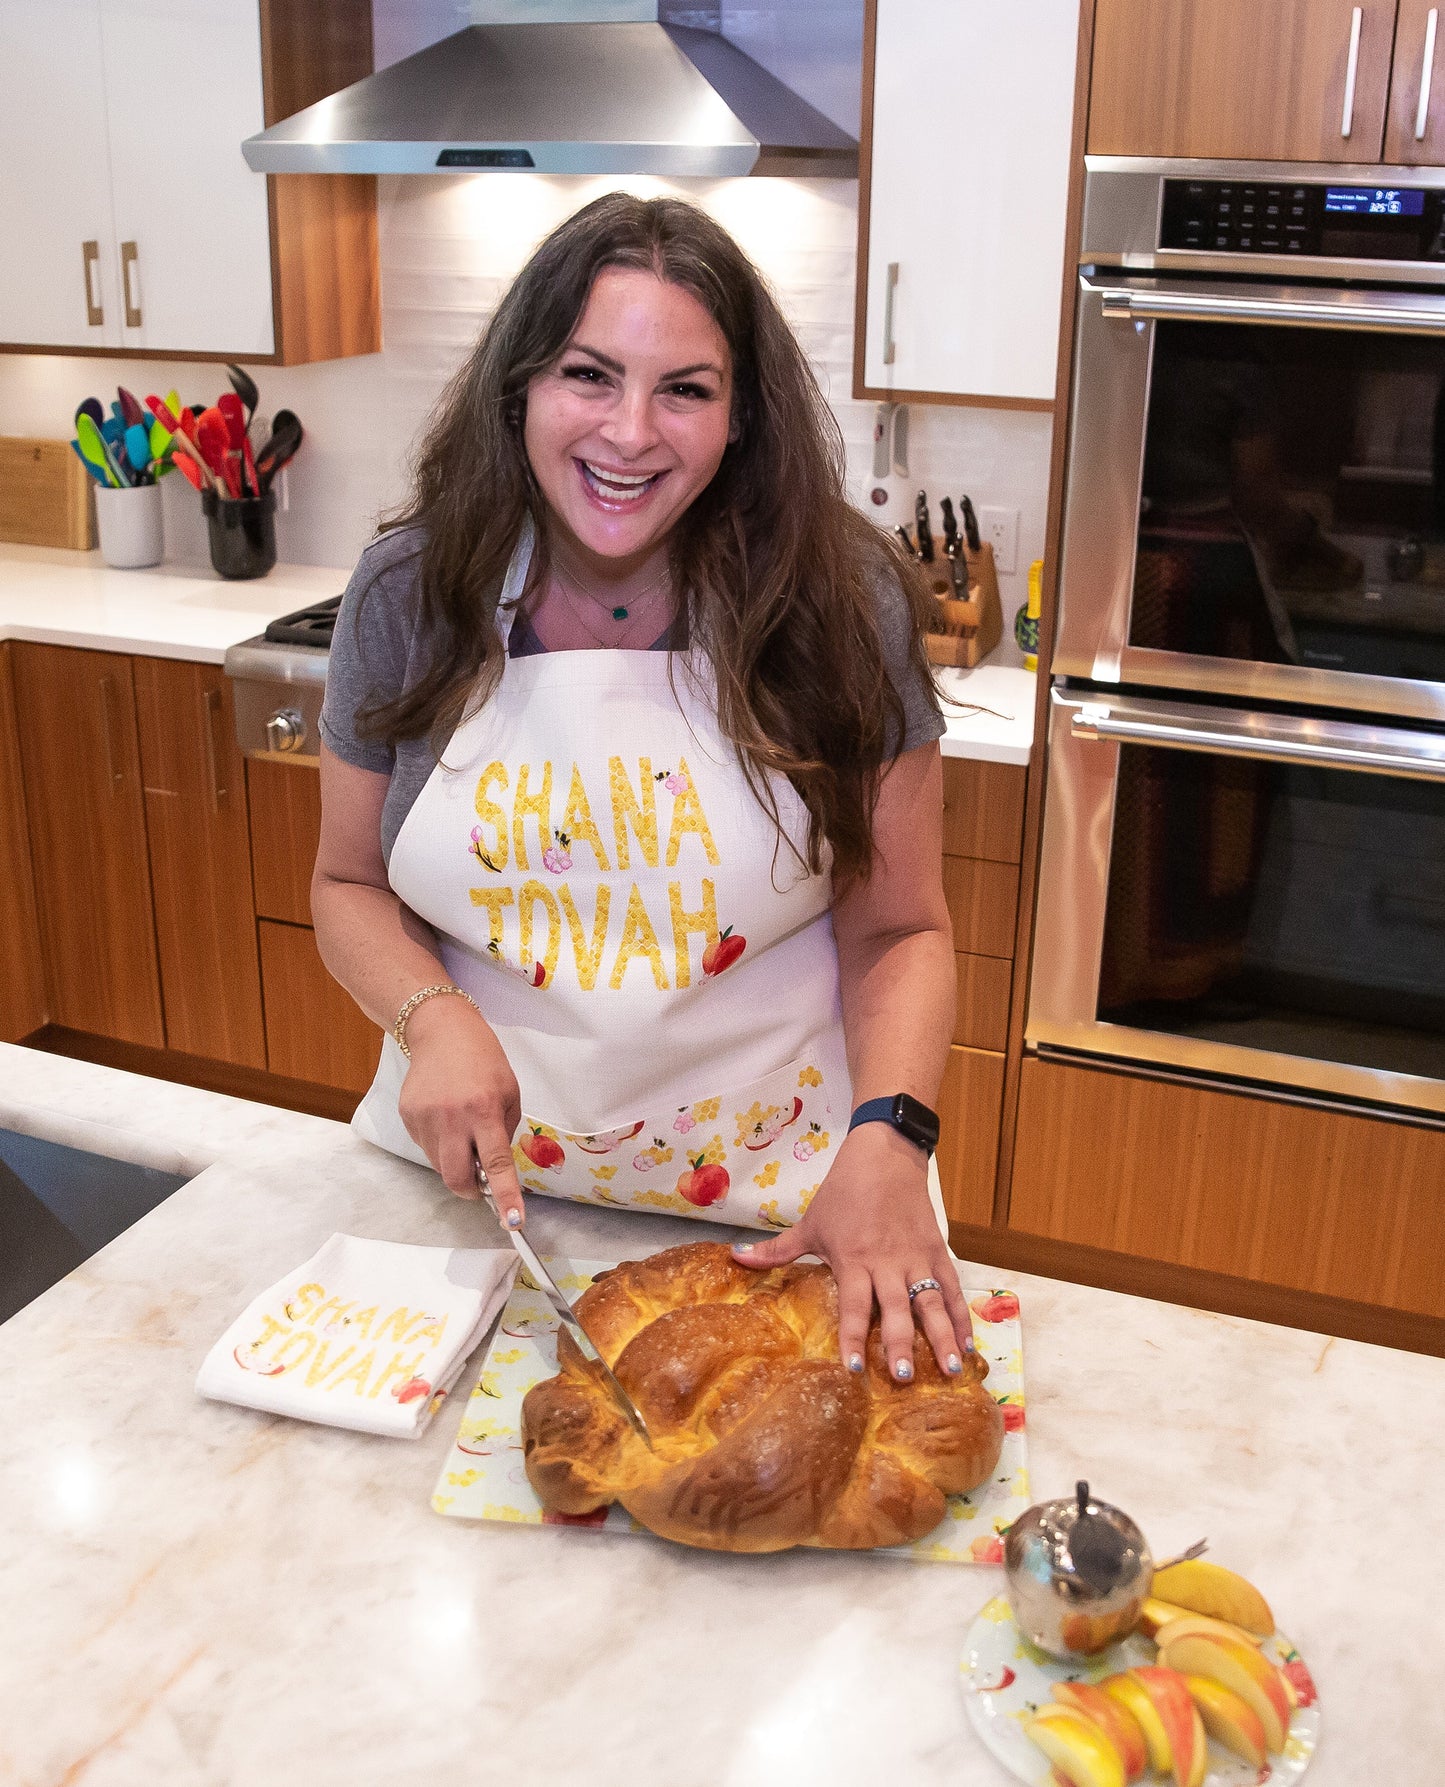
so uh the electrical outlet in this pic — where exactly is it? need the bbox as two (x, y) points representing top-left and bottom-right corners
(979, 506), (1019, 574)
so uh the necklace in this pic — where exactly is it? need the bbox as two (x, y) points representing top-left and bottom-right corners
(551, 555), (671, 625)
(549, 557), (673, 648)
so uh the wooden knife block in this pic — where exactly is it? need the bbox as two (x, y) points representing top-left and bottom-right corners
(0, 437), (95, 549)
(923, 540), (1003, 668)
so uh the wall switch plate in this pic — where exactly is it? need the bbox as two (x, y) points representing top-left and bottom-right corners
(979, 505), (1019, 574)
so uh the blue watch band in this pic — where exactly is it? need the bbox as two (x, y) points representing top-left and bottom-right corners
(848, 1096), (900, 1135)
(847, 1093), (940, 1155)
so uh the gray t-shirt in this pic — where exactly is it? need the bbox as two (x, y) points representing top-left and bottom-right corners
(319, 525), (945, 864)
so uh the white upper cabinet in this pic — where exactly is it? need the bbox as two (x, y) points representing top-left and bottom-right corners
(855, 0), (1082, 406)
(99, 1), (274, 356)
(0, 1), (121, 349)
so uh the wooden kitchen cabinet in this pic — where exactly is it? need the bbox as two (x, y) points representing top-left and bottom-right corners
(258, 919), (381, 1096)
(0, 644), (47, 1041)
(937, 756), (1027, 1223)
(133, 658), (266, 1070)
(854, 0), (1082, 406)
(0, 0), (377, 363)
(1089, 0), (1398, 162)
(247, 756), (321, 926)
(11, 643), (164, 1048)
(1384, 0), (1445, 161)
(936, 1044), (1007, 1226)
(1008, 1057), (1445, 1319)
(247, 755), (383, 1091)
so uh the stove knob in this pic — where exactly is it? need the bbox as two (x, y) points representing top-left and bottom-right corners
(265, 708), (307, 754)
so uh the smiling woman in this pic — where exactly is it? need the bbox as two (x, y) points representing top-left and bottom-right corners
(311, 194), (970, 1385)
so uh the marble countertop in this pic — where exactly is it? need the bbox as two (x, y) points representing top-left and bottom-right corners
(0, 542), (350, 664)
(1, 1048), (1439, 1783)
(936, 664), (1036, 766)
(0, 545), (1038, 764)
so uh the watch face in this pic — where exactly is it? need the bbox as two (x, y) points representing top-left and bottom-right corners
(893, 1093), (941, 1152)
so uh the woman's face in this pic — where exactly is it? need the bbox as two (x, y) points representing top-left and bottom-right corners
(524, 267), (734, 572)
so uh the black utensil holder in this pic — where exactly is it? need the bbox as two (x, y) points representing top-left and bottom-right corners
(203, 488), (277, 580)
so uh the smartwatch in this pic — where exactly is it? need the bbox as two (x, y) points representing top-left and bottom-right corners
(846, 1093), (941, 1156)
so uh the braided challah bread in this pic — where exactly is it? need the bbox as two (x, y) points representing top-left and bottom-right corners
(521, 1241), (1004, 1553)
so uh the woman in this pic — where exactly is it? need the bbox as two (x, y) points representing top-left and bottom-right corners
(313, 193), (969, 1384)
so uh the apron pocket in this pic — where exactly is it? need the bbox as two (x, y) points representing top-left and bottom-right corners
(512, 1049), (841, 1232)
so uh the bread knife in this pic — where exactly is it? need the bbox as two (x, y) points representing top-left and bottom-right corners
(473, 1157), (652, 1446)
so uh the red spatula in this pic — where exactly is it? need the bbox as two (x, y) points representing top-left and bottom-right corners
(197, 406), (239, 498)
(217, 391), (259, 497)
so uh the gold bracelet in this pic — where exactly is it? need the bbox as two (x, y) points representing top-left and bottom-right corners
(393, 984), (480, 1059)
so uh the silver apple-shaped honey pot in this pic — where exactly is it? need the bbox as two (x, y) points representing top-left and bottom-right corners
(1004, 1480), (1154, 1660)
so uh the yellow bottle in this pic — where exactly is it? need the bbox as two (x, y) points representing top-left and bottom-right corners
(1014, 558), (1043, 671)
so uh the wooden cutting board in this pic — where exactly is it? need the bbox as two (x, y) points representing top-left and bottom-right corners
(0, 437), (95, 549)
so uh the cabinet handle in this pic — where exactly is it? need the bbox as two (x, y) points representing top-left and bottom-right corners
(98, 675), (124, 792)
(1417, 8), (1439, 138)
(202, 686), (227, 812)
(1341, 5), (1363, 137)
(120, 241), (142, 328)
(881, 261), (900, 366)
(81, 240), (103, 326)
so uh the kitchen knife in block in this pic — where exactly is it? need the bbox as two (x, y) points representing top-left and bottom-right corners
(923, 540), (1004, 669)
(472, 1157), (651, 1447)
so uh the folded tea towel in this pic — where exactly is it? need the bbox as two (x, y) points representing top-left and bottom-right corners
(197, 1234), (517, 1437)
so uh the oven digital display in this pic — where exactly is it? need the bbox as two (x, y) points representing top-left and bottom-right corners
(1323, 186), (1426, 215)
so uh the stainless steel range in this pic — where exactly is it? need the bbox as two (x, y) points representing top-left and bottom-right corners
(224, 595), (339, 762)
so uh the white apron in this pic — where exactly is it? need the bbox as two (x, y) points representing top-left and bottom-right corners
(354, 550), (853, 1233)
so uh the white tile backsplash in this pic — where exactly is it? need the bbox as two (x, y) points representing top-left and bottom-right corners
(0, 12), (1048, 662)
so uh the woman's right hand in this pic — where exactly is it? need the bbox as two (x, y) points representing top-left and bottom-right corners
(395, 995), (528, 1228)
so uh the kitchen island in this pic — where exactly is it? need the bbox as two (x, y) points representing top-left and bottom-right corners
(0, 1045), (1437, 1785)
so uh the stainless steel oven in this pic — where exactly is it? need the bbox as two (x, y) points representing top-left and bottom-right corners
(1030, 686), (1445, 1117)
(1056, 157), (1445, 726)
(1033, 159), (1445, 1118)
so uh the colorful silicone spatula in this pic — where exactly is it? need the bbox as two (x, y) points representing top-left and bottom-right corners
(75, 411), (124, 487)
(197, 406), (239, 497)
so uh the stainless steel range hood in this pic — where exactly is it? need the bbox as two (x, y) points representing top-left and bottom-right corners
(241, 3), (857, 180)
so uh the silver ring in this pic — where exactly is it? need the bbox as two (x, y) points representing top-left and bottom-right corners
(472, 1154), (495, 1204)
(907, 1277), (943, 1301)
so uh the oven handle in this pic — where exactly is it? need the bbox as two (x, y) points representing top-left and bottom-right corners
(1096, 285), (1445, 337)
(1072, 702), (1445, 783)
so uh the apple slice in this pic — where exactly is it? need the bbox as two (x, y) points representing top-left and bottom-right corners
(1136, 1597), (1194, 1639)
(1129, 1666), (1205, 1787)
(1151, 1559), (1274, 1637)
(1186, 1705), (1207, 1787)
(1159, 1633), (1290, 1752)
(1153, 1611), (1263, 1650)
(1183, 1672), (1268, 1768)
(1099, 1673), (1171, 1776)
(1053, 1682), (1148, 1781)
(1024, 1706), (1127, 1787)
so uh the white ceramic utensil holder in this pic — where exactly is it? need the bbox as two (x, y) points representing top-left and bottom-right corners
(95, 481), (163, 569)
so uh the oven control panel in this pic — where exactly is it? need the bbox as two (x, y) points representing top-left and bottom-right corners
(1161, 178), (1445, 260)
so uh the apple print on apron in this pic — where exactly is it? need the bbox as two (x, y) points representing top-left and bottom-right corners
(353, 536), (851, 1231)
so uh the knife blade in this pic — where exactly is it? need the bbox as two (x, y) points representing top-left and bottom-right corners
(473, 1157), (652, 1447)
(939, 496), (960, 559)
(914, 490), (935, 562)
(960, 493), (982, 554)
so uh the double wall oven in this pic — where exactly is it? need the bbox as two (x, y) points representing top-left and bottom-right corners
(1031, 158), (1445, 1120)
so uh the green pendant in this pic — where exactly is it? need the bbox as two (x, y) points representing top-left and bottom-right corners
(612, 605), (628, 621)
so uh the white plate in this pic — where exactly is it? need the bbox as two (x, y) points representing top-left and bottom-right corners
(960, 1595), (1320, 1785)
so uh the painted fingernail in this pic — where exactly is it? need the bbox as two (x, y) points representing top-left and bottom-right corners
(506, 1211), (523, 1229)
(733, 1242), (753, 1254)
(847, 1353), (864, 1374)
(895, 1360), (912, 1381)
(947, 1353), (962, 1374)
(964, 1335), (976, 1352)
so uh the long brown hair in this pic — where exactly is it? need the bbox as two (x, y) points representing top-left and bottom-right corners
(359, 192), (934, 884)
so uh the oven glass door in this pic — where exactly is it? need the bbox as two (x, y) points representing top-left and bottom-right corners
(1029, 689), (1445, 1115)
(1056, 274), (1445, 721)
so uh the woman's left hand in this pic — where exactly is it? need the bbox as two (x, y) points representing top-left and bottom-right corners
(731, 1124), (972, 1382)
